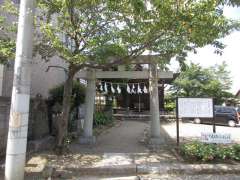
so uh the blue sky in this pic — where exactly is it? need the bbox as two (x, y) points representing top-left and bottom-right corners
(171, 6), (240, 94)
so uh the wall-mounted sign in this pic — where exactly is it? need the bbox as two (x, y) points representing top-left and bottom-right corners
(177, 98), (213, 118)
(201, 132), (232, 144)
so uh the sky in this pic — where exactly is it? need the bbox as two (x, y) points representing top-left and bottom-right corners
(170, 6), (240, 94)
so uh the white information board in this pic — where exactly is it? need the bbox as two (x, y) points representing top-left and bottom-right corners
(177, 98), (213, 118)
(201, 132), (232, 144)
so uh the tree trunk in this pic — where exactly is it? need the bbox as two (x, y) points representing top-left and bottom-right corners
(56, 68), (75, 149)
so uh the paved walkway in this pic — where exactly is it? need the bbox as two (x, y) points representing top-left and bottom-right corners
(71, 120), (150, 153)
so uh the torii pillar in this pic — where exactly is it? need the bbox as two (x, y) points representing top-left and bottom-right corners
(149, 63), (164, 144)
(79, 69), (96, 144)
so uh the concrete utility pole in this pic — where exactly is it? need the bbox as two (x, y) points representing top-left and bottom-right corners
(5, 0), (35, 180)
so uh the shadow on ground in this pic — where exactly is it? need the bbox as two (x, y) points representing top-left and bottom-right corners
(1, 119), (178, 179)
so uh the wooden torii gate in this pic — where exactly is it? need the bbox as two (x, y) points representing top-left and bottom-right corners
(77, 63), (173, 144)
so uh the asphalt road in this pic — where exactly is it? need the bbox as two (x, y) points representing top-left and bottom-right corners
(162, 121), (240, 142)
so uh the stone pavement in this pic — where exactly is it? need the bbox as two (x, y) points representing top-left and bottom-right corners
(71, 120), (151, 153)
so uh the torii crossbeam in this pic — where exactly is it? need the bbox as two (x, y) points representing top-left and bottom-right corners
(76, 70), (173, 79)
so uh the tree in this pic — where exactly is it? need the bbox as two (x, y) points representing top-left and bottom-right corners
(1, 0), (238, 148)
(35, 0), (238, 149)
(0, 0), (18, 63)
(223, 0), (240, 6)
(171, 62), (234, 104)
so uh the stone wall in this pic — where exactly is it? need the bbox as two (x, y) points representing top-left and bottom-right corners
(0, 96), (49, 156)
(0, 97), (10, 156)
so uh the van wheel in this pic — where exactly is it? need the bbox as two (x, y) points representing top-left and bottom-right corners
(194, 118), (201, 124)
(228, 120), (236, 127)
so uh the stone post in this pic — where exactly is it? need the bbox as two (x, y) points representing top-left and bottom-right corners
(79, 70), (96, 144)
(5, 0), (35, 179)
(149, 63), (163, 144)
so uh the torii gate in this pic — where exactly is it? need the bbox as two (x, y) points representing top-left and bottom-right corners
(77, 63), (173, 144)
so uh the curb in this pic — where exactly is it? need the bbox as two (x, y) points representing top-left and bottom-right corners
(73, 165), (137, 176)
(137, 163), (240, 175)
(42, 162), (240, 178)
(43, 165), (138, 178)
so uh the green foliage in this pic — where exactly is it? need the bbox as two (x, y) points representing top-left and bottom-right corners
(171, 62), (234, 105)
(222, 0), (240, 7)
(232, 144), (240, 160)
(0, 39), (15, 63)
(36, 0), (238, 68)
(48, 81), (85, 109)
(164, 101), (176, 112)
(0, 0), (18, 63)
(180, 141), (216, 161)
(164, 93), (176, 112)
(93, 111), (113, 127)
(180, 141), (240, 162)
(1, 0), (238, 67)
(215, 145), (235, 160)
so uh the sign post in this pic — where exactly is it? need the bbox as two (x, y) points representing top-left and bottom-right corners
(212, 100), (216, 133)
(176, 98), (180, 147)
(176, 97), (214, 147)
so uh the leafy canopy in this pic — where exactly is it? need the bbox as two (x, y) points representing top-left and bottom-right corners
(171, 62), (234, 104)
(0, 0), (239, 69)
(36, 0), (239, 69)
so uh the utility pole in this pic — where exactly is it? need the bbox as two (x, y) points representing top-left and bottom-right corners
(5, 0), (35, 180)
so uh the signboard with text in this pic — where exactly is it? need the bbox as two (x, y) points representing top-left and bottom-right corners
(201, 132), (232, 144)
(177, 98), (213, 118)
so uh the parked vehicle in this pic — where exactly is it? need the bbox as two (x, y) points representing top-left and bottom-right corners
(193, 106), (239, 127)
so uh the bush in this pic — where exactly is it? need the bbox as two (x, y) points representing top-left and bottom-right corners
(180, 141), (240, 162)
(215, 145), (234, 160)
(164, 102), (176, 112)
(180, 141), (216, 161)
(48, 81), (85, 110)
(48, 81), (85, 132)
(232, 144), (240, 161)
(93, 111), (113, 127)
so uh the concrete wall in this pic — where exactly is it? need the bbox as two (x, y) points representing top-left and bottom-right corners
(2, 63), (14, 97)
(31, 56), (67, 98)
(2, 56), (67, 98)
(0, 97), (50, 155)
